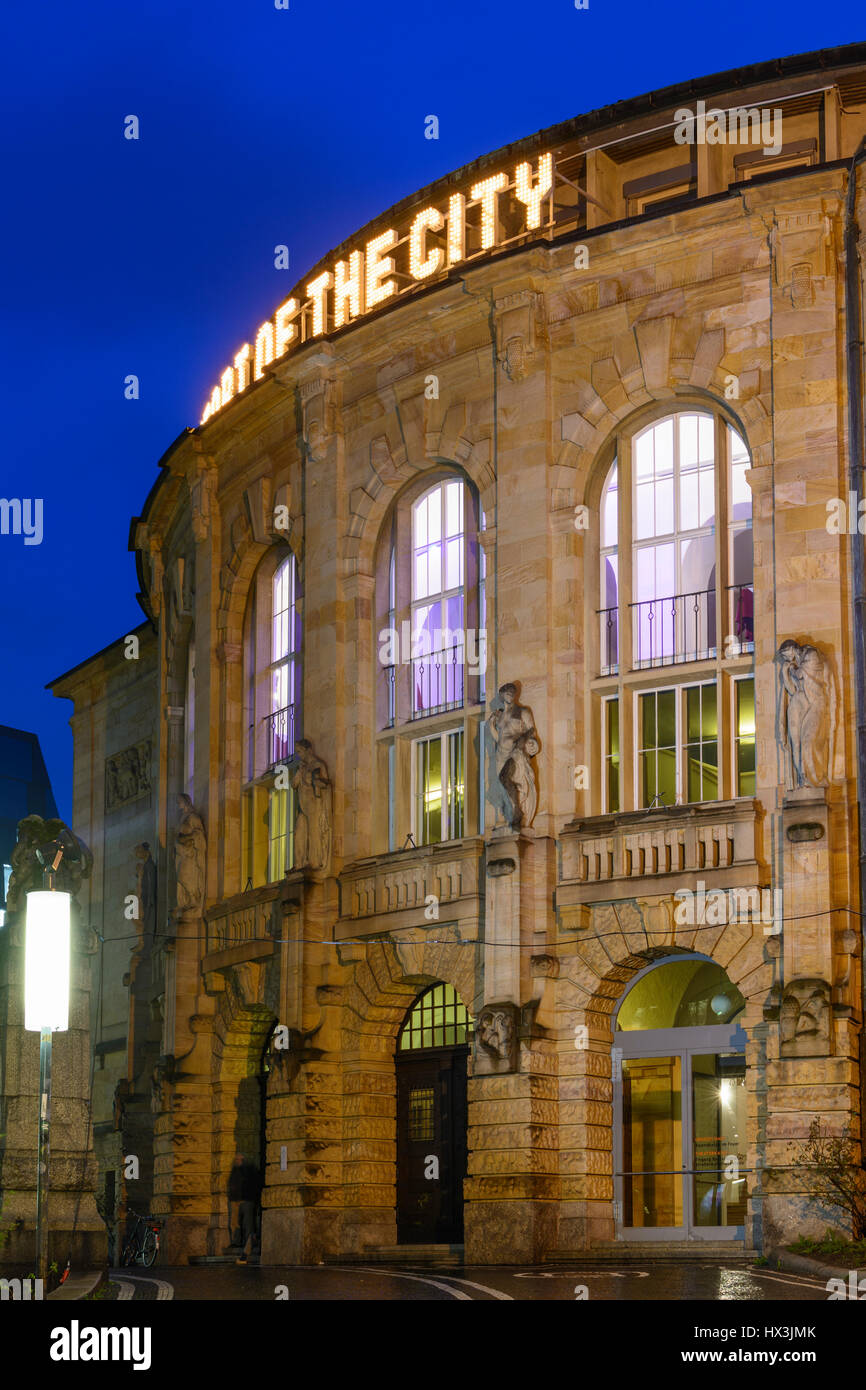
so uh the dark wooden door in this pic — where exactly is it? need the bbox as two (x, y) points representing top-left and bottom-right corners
(396, 1046), (468, 1244)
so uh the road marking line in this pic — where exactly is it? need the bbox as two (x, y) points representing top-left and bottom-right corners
(727, 1267), (826, 1290)
(118, 1274), (175, 1300)
(417, 1273), (513, 1300)
(329, 1266), (472, 1300)
(513, 1270), (648, 1279)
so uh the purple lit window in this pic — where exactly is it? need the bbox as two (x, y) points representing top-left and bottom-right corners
(411, 481), (465, 716)
(268, 556), (300, 765)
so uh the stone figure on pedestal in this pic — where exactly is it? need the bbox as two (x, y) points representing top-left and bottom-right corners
(776, 640), (835, 789)
(487, 682), (539, 830)
(174, 794), (206, 911)
(135, 842), (157, 935)
(291, 739), (332, 871)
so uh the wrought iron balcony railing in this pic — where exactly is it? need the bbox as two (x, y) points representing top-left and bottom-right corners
(599, 585), (754, 675)
(630, 588), (716, 669)
(265, 703), (295, 768)
(382, 664), (396, 729)
(599, 605), (619, 676)
(401, 642), (464, 720)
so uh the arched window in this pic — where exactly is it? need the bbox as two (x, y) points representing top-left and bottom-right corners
(616, 957), (745, 1031)
(241, 548), (302, 887)
(593, 408), (754, 812)
(376, 472), (484, 853)
(398, 983), (474, 1050)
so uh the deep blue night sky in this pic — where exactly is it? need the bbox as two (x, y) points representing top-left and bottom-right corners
(1, 0), (862, 820)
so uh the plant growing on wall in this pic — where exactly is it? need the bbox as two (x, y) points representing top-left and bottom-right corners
(793, 1120), (866, 1239)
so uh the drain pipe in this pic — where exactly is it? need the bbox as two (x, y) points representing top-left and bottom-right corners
(844, 136), (866, 1154)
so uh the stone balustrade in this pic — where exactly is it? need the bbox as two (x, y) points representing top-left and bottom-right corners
(204, 882), (284, 955)
(338, 837), (484, 938)
(558, 801), (762, 907)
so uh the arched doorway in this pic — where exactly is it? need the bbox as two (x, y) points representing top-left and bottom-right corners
(395, 983), (472, 1244)
(613, 955), (747, 1241)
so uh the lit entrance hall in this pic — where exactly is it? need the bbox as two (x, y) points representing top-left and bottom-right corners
(614, 957), (747, 1241)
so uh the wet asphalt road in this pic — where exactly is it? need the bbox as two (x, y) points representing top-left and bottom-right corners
(111, 1261), (833, 1301)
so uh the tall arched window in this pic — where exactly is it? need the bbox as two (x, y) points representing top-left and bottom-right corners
(593, 408), (753, 813)
(375, 472), (484, 852)
(411, 479), (466, 717)
(242, 548), (302, 887)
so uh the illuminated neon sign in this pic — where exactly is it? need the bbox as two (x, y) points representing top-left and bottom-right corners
(200, 152), (553, 424)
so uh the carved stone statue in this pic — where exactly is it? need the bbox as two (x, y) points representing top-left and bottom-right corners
(5, 815), (93, 917)
(150, 1054), (175, 1115)
(779, 977), (831, 1056)
(291, 739), (332, 871)
(477, 1008), (515, 1060)
(105, 739), (151, 811)
(487, 682), (540, 829)
(174, 794), (206, 911)
(135, 842), (157, 935)
(776, 640), (835, 789)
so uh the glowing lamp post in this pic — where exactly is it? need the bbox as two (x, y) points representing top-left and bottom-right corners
(24, 873), (71, 1284)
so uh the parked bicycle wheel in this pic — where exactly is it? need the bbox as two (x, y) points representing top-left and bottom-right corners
(120, 1240), (137, 1267)
(141, 1227), (158, 1267)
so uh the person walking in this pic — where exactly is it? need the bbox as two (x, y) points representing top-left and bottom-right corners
(228, 1152), (262, 1265)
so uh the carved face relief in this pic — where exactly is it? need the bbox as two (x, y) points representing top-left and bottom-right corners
(779, 978), (831, 1056)
(477, 1008), (515, 1060)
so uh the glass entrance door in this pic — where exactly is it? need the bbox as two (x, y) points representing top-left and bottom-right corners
(691, 1052), (748, 1230)
(612, 954), (748, 1241)
(621, 1055), (683, 1232)
(616, 1042), (746, 1240)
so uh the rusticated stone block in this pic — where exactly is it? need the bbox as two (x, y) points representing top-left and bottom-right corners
(468, 1147), (557, 1176)
(559, 1100), (612, 1128)
(465, 1197), (559, 1263)
(558, 1074), (613, 1102)
(471, 1123), (557, 1150)
(558, 1173), (613, 1201)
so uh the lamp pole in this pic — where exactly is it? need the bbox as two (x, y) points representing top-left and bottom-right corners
(25, 842), (70, 1288)
(35, 1025), (52, 1285)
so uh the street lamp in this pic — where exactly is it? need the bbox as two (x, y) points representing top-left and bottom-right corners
(24, 841), (72, 1286)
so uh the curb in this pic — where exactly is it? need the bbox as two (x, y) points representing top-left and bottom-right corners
(47, 1269), (107, 1301)
(768, 1248), (856, 1284)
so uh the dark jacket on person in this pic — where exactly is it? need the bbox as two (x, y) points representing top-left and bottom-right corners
(228, 1161), (261, 1202)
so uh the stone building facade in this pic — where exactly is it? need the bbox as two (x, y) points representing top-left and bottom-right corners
(49, 44), (866, 1263)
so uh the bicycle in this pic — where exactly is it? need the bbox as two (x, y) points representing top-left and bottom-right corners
(120, 1211), (163, 1268)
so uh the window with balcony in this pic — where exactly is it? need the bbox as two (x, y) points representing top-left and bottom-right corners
(241, 548), (301, 887)
(599, 411), (752, 675)
(376, 471), (484, 851)
(593, 407), (754, 814)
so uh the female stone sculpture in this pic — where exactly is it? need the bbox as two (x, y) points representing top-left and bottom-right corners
(776, 640), (835, 789)
(487, 682), (540, 829)
(175, 793), (206, 910)
(291, 739), (332, 871)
